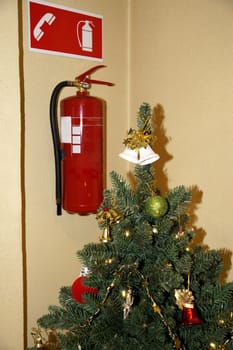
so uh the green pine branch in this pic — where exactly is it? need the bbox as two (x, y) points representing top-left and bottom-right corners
(136, 102), (152, 131)
(109, 170), (138, 215)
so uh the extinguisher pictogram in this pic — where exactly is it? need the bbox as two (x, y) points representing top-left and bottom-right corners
(50, 65), (114, 215)
(77, 20), (94, 52)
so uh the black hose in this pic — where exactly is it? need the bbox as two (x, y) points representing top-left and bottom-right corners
(50, 80), (74, 215)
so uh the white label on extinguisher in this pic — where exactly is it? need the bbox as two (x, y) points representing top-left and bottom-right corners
(72, 145), (81, 153)
(61, 116), (82, 153)
(61, 116), (71, 143)
(72, 135), (81, 144)
(72, 126), (81, 134)
(72, 125), (81, 153)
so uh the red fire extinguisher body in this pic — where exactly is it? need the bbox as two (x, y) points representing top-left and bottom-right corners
(50, 65), (113, 215)
(60, 91), (105, 214)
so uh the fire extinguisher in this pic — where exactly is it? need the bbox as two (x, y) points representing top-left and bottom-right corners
(50, 65), (113, 216)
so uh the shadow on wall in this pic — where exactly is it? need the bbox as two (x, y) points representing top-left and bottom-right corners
(152, 104), (232, 282)
(152, 104), (204, 234)
(152, 104), (172, 194)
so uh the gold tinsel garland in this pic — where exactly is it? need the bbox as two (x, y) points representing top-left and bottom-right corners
(65, 262), (182, 350)
(123, 128), (153, 150)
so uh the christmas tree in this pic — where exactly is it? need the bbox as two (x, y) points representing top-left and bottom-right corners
(30, 103), (233, 350)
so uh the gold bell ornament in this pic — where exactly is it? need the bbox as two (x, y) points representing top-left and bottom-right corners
(99, 225), (112, 243)
(31, 327), (60, 349)
(97, 207), (124, 243)
(96, 207), (124, 226)
(31, 327), (46, 349)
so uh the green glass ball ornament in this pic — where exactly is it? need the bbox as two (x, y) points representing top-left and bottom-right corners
(145, 195), (168, 218)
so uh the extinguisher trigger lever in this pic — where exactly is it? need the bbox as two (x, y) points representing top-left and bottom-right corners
(83, 78), (114, 86)
(75, 65), (114, 88)
(75, 65), (106, 81)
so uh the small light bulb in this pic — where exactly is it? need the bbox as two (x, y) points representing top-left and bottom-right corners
(121, 290), (127, 298)
(105, 258), (113, 264)
(124, 230), (131, 237)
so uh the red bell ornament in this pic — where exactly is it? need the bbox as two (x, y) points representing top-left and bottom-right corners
(180, 303), (203, 326)
(71, 276), (99, 304)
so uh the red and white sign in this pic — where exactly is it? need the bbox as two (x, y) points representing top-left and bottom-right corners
(28, 0), (103, 61)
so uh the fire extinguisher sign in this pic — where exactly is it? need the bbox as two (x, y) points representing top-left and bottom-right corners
(28, 0), (103, 61)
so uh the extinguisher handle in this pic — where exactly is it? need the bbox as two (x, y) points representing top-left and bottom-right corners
(76, 65), (105, 81)
(50, 80), (73, 216)
(83, 78), (114, 86)
(75, 65), (114, 86)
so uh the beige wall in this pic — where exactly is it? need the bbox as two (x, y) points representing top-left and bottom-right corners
(0, 1), (24, 349)
(130, 0), (233, 273)
(0, 1), (232, 349)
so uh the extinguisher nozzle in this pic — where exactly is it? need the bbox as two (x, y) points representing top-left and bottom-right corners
(57, 203), (62, 216)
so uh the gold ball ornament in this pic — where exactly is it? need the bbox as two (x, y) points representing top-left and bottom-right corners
(145, 195), (168, 218)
